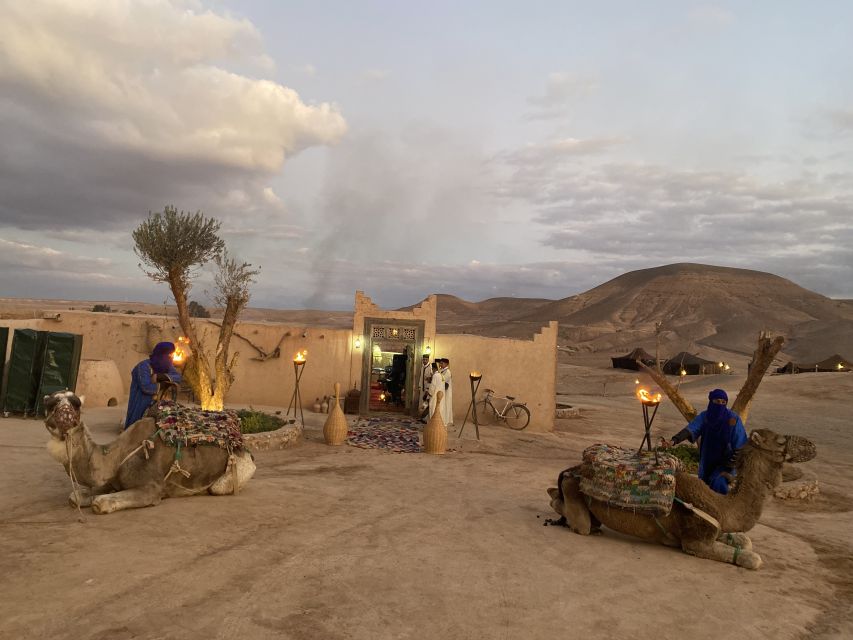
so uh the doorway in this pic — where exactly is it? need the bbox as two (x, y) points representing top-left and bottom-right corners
(360, 319), (425, 416)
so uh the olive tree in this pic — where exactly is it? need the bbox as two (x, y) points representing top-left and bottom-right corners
(132, 206), (258, 410)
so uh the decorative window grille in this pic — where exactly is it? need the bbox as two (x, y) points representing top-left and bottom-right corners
(402, 328), (416, 340)
(372, 327), (385, 339)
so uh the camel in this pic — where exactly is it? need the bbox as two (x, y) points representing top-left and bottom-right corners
(547, 332), (817, 569)
(548, 428), (816, 569)
(44, 390), (256, 514)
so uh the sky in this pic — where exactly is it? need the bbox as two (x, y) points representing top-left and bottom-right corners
(1, 0), (852, 310)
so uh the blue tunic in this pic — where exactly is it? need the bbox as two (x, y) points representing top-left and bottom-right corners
(685, 410), (748, 494)
(124, 359), (183, 429)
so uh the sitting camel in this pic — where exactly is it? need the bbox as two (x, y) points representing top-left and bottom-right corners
(547, 333), (815, 570)
(44, 390), (256, 514)
(547, 428), (816, 569)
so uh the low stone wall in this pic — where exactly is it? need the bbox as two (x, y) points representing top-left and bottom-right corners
(774, 469), (819, 500)
(243, 424), (303, 452)
(555, 404), (580, 419)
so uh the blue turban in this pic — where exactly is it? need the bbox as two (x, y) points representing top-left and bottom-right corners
(705, 388), (729, 427)
(149, 342), (176, 374)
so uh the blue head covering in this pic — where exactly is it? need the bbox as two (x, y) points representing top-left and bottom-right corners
(149, 342), (175, 374)
(705, 388), (729, 428)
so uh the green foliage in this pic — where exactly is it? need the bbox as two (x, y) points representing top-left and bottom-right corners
(662, 444), (700, 473)
(92, 304), (111, 312)
(237, 408), (286, 434)
(132, 205), (225, 286)
(188, 300), (211, 318)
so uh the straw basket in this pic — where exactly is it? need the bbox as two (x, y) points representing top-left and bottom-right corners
(423, 391), (447, 455)
(323, 383), (348, 446)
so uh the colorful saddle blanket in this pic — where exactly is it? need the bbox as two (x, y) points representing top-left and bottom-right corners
(153, 401), (244, 452)
(580, 444), (681, 516)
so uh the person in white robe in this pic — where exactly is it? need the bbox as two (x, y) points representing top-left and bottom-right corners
(419, 354), (433, 419)
(428, 364), (445, 420)
(439, 358), (453, 426)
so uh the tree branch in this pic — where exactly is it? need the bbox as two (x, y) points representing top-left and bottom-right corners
(637, 361), (698, 422)
(731, 333), (785, 424)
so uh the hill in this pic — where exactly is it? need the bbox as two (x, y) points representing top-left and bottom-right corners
(426, 264), (853, 362)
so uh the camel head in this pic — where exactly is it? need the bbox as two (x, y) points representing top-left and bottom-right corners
(735, 429), (817, 491)
(43, 391), (84, 440)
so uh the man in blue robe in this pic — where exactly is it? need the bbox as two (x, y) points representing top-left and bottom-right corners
(667, 389), (747, 494)
(124, 342), (183, 429)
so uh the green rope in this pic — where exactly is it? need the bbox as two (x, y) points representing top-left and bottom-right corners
(727, 532), (734, 545)
(732, 545), (742, 565)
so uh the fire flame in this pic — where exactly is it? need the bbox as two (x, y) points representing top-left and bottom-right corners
(636, 388), (662, 405)
(470, 370), (482, 379)
(294, 350), (307, 363)
(172, 336), (189, 364)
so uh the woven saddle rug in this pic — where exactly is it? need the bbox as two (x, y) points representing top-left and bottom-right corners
(152, 401), (244, 452)
(580, 444), (682, 516)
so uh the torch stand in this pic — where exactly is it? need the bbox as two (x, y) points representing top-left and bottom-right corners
(286, 361), (306, 428)
(638, 401), (660, 462)
(458, 374), (482, 441)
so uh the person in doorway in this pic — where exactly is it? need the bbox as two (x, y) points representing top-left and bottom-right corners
(124, 342), (182, 429)
(426, 361), (445, 422)
(439, 358), (453, 427)
(420, 354), (433, 420)
(663, 389), (747, 495)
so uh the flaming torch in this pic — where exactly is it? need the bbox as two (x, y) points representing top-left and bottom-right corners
(636, 387), (663, 458)
(286, 350), (308, 427)
(171, 336), (189, 365)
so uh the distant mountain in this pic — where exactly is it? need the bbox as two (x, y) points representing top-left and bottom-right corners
(427, 264), (853, 361)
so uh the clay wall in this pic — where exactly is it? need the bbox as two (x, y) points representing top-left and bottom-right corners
(433, 322), (558, 432)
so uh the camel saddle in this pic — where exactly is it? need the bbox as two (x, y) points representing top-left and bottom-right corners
(579, 444), (682, 516)
(152, 401), (245, 453)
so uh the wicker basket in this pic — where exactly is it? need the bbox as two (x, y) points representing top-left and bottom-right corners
(423, 391), (447, 455)
(323, 383), (348, 446)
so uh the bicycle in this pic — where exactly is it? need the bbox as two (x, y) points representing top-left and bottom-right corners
(475, 389), (531, 430)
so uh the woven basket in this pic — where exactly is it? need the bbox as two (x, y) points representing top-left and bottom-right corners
(323, 383), (348, 446)
(423, 391), (447, 455)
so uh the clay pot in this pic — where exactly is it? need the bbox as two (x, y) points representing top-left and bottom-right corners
(423, 391), (447, 455)
(323, 383), (348, 446)
(313, 398), (321, 413)
(320, 396), (329, 414)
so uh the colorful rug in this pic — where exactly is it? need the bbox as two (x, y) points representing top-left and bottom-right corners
(579, 444), (681, 516)
(153, 400), (245, 452)
(346, 415), (422, 453)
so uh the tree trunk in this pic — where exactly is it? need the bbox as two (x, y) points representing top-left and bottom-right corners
(168, 272), (215, 409)
(731, 333), (784, 424)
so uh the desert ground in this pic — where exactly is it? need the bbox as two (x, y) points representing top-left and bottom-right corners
(1, 359), (851, 640)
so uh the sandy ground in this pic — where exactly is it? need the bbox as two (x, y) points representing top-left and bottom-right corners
(1, 367), (851, 640)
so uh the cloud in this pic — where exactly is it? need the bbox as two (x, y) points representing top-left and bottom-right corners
(494, 157), (853, 297)
(525, 72), (599, 120)
(688, 4), (736, 28)
(292, 63), (317, 77)
(362, 68), (390, 82)
(827, 109), (853, 134)
(0, 0), (347, 230)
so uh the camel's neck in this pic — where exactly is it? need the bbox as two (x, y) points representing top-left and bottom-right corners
(67, 427), (121, 488)
(718, 449), (781, 532)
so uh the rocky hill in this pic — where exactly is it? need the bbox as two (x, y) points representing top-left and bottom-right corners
(430, 264), (853, 362)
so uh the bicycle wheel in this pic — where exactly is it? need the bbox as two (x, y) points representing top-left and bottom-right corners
(504, 403), (530, 430)
(474, 399), (496, 425)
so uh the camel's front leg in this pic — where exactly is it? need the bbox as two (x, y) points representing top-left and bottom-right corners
(91, 485), (162, 514)
(69, 486), (93, 508)
(682, 539), (763, 570)
(717, 532), (753, 551)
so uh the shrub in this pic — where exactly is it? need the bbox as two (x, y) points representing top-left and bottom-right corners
(663, 444), (700, 473)
(92, 304), (111, 312)
(237, 408), (286, 434)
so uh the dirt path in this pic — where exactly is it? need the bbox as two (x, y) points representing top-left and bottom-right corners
(1, 371), (851, 640)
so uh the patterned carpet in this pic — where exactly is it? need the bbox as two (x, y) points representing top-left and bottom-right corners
(346, 414), (422, 453)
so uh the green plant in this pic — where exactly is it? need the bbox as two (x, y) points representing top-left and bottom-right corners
(237, 408), (285, 434)
(661, 444), (700, 473)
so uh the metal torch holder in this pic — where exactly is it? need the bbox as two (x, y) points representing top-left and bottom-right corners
(286, 361), (306, 428)
(459, 376), (483, 441)
(638, 400), (661, 462)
